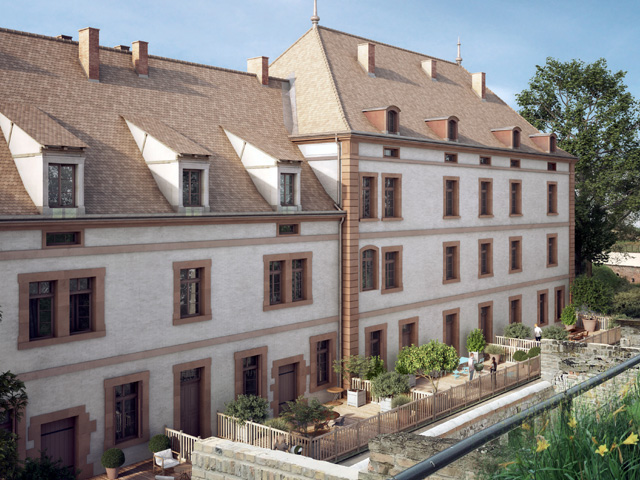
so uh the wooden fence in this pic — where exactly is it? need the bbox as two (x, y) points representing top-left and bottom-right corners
(579, 326), (621, 345)
(165, 427), (199, 462)
(217, 356), (541, 462)
(493, 336), (539, 351)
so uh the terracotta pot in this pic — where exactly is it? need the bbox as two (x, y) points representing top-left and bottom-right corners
(583, 318), (597, 333)
(105, 467), (119, 480)
(488, 354), (501, 365)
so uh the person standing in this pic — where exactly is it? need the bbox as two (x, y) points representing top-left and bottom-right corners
(490, 357), (498, 389)
(534, 324), (542, 342)
(468, 353), (475, 381)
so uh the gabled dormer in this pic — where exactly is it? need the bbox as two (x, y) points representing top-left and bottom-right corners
(124, 116), (211, 212)
(425, 116), (459, 142)
(363, 106), (401, 135)
(529, 133), (557, 153)
(223, 128), (302, 212)
(491, 126), (522, 149)
(0, 103), (88, 215)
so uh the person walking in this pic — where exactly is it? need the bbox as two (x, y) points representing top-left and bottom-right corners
(468, 353), (475, 381)
(534, 323), (542, 343)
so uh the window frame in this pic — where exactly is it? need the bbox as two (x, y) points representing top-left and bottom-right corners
(104, 371), (150, 450)
(537, 289), (549, 326)
(547, 182), (558, 215)
(47, 163), (76, 208)
(69, 277), (92, 335)
(442, 308), (460, 354)
(280, 172), (296, 207)
(42, 229), (84, 248)
(364, 323), (388, 365)
(443, 241), (461, 284)
(547, 162), (557, 171)
(554, 286), (566, 323)
(444, 153), (458, 163)
(478, 178), (493, 217)
(547, 233), (558, 268)
(478, 301), (494, 345)
(479, 156), (491, 166)
(509, 236), (523, 274)
(182, 168), (202, 207)
(381, 246), (403, 294)
(359, 172), (379, 221)
(443, 176), (460, 219)
(383, 147), (399, 158)
(234, 347), (268, 399)
(309, 332), (337, 393)
(509, 294), (522, 324)
(398, 317), (419, 350)
(276, 222), (300, 236)
(386, 109), (399, 134)
(478, 238), (493, 278)
(512, 129), (521, 149)
(510, 159), (521, 169)
(172, 260), (212, 325)
(509, 180), (522, 216)
(360, 245), (379, 292)
(263, 252), (313, 311)
(447, 119), (458, 141)
(381, 173), (402, 220)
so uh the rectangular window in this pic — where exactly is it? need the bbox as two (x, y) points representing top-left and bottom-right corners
(269, 261), (283, 305)
(398, 317), (418, 350)
(443, 177), (460, 218)
(383, 147), (399, 158)
(443, 241), (460, 284)
(263, 253), (313, 310)
(173, 260), (212, 325)
(382, 174), (402, 219)
(277, 223), (299, 236)
(48, 164), (75, 208)
(510, 159), (520, 168)
(69, 277), (92, 334)
(292, 259), (305, 301)
(547, 182), (558, 215)
(442, 308), (459, 353)
(280, 173), (295, 206)
(45, 231), (81, 247)
(509, 295), (522, 324)
(104, 371), (149, 450)
(478, 179), (493, 217)
(370, 330), (381, 358)
(401, 323), (413, 348)
(547, 162), (557, 171)
(365, 323), (388, 364)
(361, 248), (378, 291)
(360, 174), (378, 220)
(478, 302), (493, 345)
(547, 234), (558, 267)
(538, 290), (549, 326)
(29, 281), (54, 340)
(234, 347), (267, 398)
(510, 180), (522, 216)
(478, 239), (493, 278)
(444, 153), (458, 163)
(479, 156), (491, 166)
(509, 237), (522, 273)
(316, 340), (329, 386)
(555, 286), (565, 322)
(309, 333), (336, 393)
(242, 356), (260, 397)
(180, 268), (201, 317)
(182, 169), (201, 207)
(114, 382), (139, 443)
(381, 246), (403, 293)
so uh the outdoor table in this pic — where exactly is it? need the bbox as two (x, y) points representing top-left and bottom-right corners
(326, 386), (344, 405)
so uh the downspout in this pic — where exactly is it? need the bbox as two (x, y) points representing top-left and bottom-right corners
(335, 133), (343, 385)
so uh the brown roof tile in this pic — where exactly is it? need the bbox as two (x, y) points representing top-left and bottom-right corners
(123, 115), (210, 156)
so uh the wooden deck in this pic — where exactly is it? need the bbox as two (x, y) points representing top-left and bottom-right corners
(88, 459), (191, 480)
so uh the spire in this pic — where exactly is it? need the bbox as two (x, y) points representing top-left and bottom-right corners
(456, 36), (462, 66)
(311, 0), (320, 27)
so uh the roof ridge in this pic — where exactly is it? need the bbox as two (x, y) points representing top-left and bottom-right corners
(270, 27), (315, 67)
(317, 26), (458, 66)
(314, 28), (350, 131)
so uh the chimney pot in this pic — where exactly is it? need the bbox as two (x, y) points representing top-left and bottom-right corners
(132, 41), (149, 77)
(114, 45), (130, 52)
(247, 56), (269, 86)
(472, 72), (486, 100)
(357, 43), (375, 76)
(56, 34), (72, 41)
(422, 59), (437, 80)
(78, 27), (100, 82)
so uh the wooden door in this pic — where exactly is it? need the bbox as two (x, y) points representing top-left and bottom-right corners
(41, 417), (75, 471)
(180, 368), (201, 437)
(278, 363), (297, 415)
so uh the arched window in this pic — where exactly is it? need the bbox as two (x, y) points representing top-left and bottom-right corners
(386, 110), (398, 134)
(512, 129), (521, 148)
(447, 119), (458, 141)
(549, 136), (556, 152)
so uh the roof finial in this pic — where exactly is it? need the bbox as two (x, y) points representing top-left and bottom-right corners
(456, 36), (462, 66)
(311, 0), (320, 27)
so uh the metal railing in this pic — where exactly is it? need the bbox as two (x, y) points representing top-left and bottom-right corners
(390, 352), (640, 480)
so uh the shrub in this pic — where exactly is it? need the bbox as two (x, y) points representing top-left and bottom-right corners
(484, 344), (505, 355)
(396, 341), (459, 392)
(513, 351), (529, 362)
(541, 324), (568, 340)
(101, 448), (125, 469)
(560, 304), (577, 326)
(504, 323), (531, 339)
(264, 417), (291, 432)
(0, 430), (19, 480)
(333, 355), (372, 385)
(571, 275), (613, 314)
(466, 328), (487, 353)
(365, 355), (385, 380)
(371, 371), (410, 398)
(224, 394), (269, 425)
(474, 363), (484, 372)
(281, 396), (331, 435)
(18, 455), (77, 480)
(593, 264), (629, 293)
(527, 346), (541, 358)
(612, 288), (640, 319)
(148, 434), (171, 453)
(391, 394), (412, 408)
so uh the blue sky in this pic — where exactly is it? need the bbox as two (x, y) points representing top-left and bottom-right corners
(3, 1), (639, 109)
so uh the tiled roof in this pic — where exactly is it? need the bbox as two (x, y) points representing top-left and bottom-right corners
(123, 115), (210, 156)
(0, 28), (336, 215)
(222, 124), (304, 162)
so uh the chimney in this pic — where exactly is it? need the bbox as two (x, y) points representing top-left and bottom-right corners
(78, 27), (100, 82)
(247, 56), (269, 86)
(357, 43), (375, 76)
(472, 72), (486, 100)
(422, 59), (437, 80)
(56, 34), (72, 41)
(114, 45), (130, 52)
(132, 41), (149, 77)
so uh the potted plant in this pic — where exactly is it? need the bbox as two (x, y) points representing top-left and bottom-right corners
(484, 344), (505, 364)
(101, 448), (125, 480)
(370, 371), (410, 412)
(466, 328), (487, 364)
(474, 363), (484, 372)
(333, 355), (371, 407)
(395, 347), (418, 387)
(149, 434), (171, 454)
(579, 308), (598, 333)
(561, 304), (577, 331)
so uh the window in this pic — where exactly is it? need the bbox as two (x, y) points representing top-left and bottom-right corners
(478, 239), (493, 278)
(479, 156), (491, 166)
(509, 295), (522, 324)
(478, 179), (493, 217)
(69, 277), (92, 334)
(115, 382), (139, 443)
(442, 308), (459, 353)
(277, 223), (300, 236)
(360, 173), (378, 220)
(399, 317), (418, 350)
(44, 231), (82, 247)
(234, 347), (267, 398)
(381, 246), (403, 293)
(547, 162), (557, 171)
(383, 147), (399, 158)
(443, 177), (460, 218)
(172, 359), (212, 438)
(510, 159), (520, 168)
(509, 236), (522, 273)
(444, 153), (458, 163)
(550, 136), (557, 152)
(365, 324), (387, 364)
(104, 371), (149, 450)
(509, 180), (522, 216)
(182, 169), (201, 206)
(242, 356), (259, 396)
(309, 332), (336, 393)
(538, 290), (549, 326)
(173, 260), (211, 325)
(512, 130), (521, 148)
(547, 234), (558, 267)
(263, 253), (313, 310)
(280, 173), (295, 206)
(18, 268), (106, 349)
(370, 330), (381, 358)
(316, 340), (329, 386)
(443, 241), (460, 284)
(382, 174), (402, 219)
(478, 302), (493, 345)
(547, 182), (558, 215)
(554, 286), (566, 322)
(361, 247), (379, 291)
(447, 119), (458, 141)
(387, 110), (399, 134)
(48, 164), (75, 208)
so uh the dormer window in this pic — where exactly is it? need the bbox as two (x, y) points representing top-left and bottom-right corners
(182, 169), (202, 207)
(387, 110), (398, 134)
(550, 136), (556, 152)
(48, 164), (75, 208)
(280, 173), (295, 206)
(447, 119), (458, 141)
(491, 126), (522, 149)
(425, 116), (459, 141)
(512, 130), (521, 148)
(529, 133), (558, 153)
(362, 106), (401, 135)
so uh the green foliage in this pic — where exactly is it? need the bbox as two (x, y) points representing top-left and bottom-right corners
(474, 363), (484, 372)
(542, 324), (569, 340)
(513, 351), (529, 362)
(365, 356), (385, 380)
(333, 355), (372, 384)
(281, 396), (332, 436)
(484, 345), (505, 355)
(391, 395), (412, 409)
(17, 455), (77, 480)
(148, 434), (171, 453)
(395, 347), (418, 375)
(264, 417), (291, 432)
(397, 341), (459, 392)
(101, 448), (125, 469)
(612, 288), (640, 319)
(594, 265), (630, 293)
(560, 304), (577, 326)
(571, 275), (614, 313)
(527, 347), (541, 358)
(466, 328), (487, 353)
(224, 394), (269, 425)
(504, 323), (532, 339)
(0, 371), (28, 425)
(370, 371), (410, 399)
(0, 430), (19, 480)
(516, 57), (640, 272)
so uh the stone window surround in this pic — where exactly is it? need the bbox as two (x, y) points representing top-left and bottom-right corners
(41, 152), (86, 216)
(442, 307), (460, 354)
(172, 358), (212, 438)
(364, 323), (388, 365)
(509, 294), (523, 324)
(381, 173), (402, 221)
(547, 233), (559, 268)
(398, 317), (419, 350)
(41, 228), (85, 249)
(442, 240), (461, 284)
(276, 221), (301, 237)
(537, 289), (549, 326)
(478, 300), (494, 345)
(443, 176), (460, 219)
(309, 332), (338, 393)
(359, 172), (379, 222)
(172, 259), (212, 325)
(554, 285), (566, 323)
(270, 354), (308, 415)
(381, 245), (403, 294)
(262, 252), (313, 311)
(104, 370), (150, 450)
(478, 178), (494, 218)
(547, 181), (558, 216)
(277, 165), (302, 212)
(17, 267), (106, 350)
(478, 238), (494, 279)
(178, 160), (210, 212)
(234, 346), (268, 399)
(509, 236), (523, 274)
(509, 179), (523, 217)
(360, 245), (380, 292)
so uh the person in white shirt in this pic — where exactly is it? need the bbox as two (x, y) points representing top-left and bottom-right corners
(468, 353), (475, 381)
(534, 324), (542, 342)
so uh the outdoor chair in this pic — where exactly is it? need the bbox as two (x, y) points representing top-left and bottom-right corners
(153, 448), (180, 474)
(452, 370), (461, 379)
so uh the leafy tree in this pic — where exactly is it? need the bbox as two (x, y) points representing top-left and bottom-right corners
(395, 341), (459, 392)
(365, 355), (385, 380)
(281, 396), (331, 435)
(571, 275), (613, 314)
(0, 429), (20, 480)
(333, 355), (374, 387)
(612, 288), (640, 318)
(516, 58), (640, 274)
(16, 454), (76, 480)
(466, 328), (487, 353)
(223, 394), (269, 425)
(0, 370), (28, 477)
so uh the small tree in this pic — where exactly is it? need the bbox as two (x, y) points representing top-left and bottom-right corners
(398, 341), (459, 392)
(333, 355), (372, 388)
(466, 328), (486, 353)
(560, 304), (577, 326)
(365, 356), (385, 380)
(18, 454), (76, 480)
(0, 430), (19, 480)
(281, 396), (331, 436)
(370, 371), (409, 399)
(224, 395), (269, 425)
(0, 371), (28, 431)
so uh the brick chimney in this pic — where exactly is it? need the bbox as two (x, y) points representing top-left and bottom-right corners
(422, 59), (437, 80)
(357, 43), (375, 76)
(472, 72), (486, 100)
(247, 56), (269, 86)
(78, 27), (100, 82)
(132, 41), (149, 77)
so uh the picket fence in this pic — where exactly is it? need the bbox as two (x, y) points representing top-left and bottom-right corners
(165, 427), (199, 462)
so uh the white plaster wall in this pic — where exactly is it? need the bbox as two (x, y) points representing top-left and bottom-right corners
(0, 118), (42, 156)
(148, 162), (180, 206)
(0, 230), (41, 251)
(247, 166), (278, 207)
(308, 159), (339, 203)
(297, 142), (337, 158)
(14, 154), (44, 208)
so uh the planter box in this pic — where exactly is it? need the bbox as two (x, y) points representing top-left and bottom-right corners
(347, 389), (366, 407)
(379, 397), (393, 412)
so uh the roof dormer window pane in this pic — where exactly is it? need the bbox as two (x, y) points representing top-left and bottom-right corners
(512, 130), (521, 148)
(48, 164), (75, 208)
(280, 173), (295, 206)
(183, 169), (202, 207)
(387, 110), (398, 134)
(447, 119), (458, 141)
